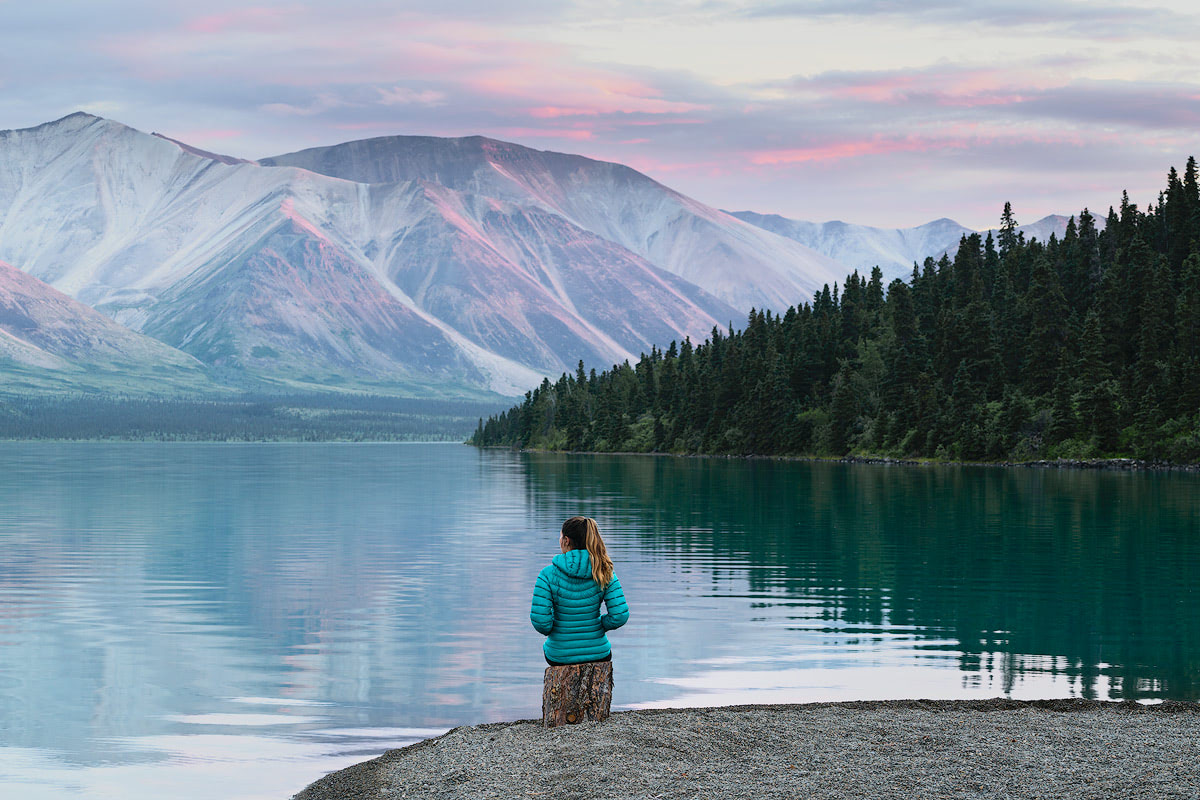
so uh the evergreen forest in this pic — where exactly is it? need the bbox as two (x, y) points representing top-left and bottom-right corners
(471, 159), (1200, 463)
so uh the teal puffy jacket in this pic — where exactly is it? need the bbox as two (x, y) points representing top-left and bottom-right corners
(530, 549), (629, 664)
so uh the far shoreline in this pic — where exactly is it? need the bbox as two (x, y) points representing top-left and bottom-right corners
(4, 437), (1198, 471)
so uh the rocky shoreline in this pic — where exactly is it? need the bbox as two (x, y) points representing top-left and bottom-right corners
(293, 699), (1200, 800)
(483, 444), (1200, 472)
(838, 454), (1200, 471)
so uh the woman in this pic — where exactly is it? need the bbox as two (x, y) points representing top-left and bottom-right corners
(530, 516), (629, 665)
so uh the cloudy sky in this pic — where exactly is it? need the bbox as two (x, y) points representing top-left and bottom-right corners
(2, 0), (1198, 228)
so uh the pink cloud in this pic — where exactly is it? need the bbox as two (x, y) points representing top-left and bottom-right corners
(626, 118), (707, 126)
(529, 98), (705, 117)
(744, 125), (1145, 170)
(816, 66), (1064, 110)
(829, 74), (919, 103)
(492, 127), (594, 141)
(466, 62), (707, 120)
(105, 7), (714, 137)
(749, 136), (965, 165)
(530, 107), (603, 119)
(185, 7), (292, 34)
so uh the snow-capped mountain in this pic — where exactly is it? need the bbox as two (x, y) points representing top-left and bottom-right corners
(260, 135), (845, 313)
(0, 113), (768, 396)
(729, 211), (1078, 283)
(0, 259), (212, 394)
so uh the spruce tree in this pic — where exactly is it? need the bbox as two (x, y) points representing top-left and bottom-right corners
(829, 367), (858, 454)
(1175, 250), (1200, 417)
(1021, 256), (1070, 396)
(999, 202), (1019, 255)
(1135, 254), (1174, 398)
(1185, 156), (1199, 205)
(1076, 208), (1103, 310)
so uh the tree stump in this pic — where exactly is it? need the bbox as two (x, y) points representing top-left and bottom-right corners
(542, 661), (613, 727)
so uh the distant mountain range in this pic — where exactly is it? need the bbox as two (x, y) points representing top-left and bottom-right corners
(0, 113), (1084, 399)
(728, 211), (1077, 283)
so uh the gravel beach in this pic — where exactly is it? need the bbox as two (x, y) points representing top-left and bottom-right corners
(293, 699), (1200, 800)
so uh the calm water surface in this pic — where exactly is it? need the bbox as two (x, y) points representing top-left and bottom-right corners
(0, 443), (1196, 799)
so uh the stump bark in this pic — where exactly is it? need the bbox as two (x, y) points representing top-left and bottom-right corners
(542, 661), (613, 727)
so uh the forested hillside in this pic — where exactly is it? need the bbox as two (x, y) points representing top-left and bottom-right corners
(471, 159), (1200, 463)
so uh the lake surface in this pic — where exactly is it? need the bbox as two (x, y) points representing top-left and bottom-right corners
(0, 443), (1196, 799)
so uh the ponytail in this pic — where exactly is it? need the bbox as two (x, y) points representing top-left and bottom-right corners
(583, 517), (615, 589)
(561, 516), (615, 588)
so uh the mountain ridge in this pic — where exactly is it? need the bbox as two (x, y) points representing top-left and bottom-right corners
(0, 113), (758, 396)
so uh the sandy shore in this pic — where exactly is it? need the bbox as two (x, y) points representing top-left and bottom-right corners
(292, 699), (1200, 800)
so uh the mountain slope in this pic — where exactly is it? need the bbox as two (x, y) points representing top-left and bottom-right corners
(0, 259), (214, 394)
(260, 135), (845, 312)
(0, 114), (744, 396)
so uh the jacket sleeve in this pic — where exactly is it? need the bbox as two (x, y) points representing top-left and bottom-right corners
(600, 575), (629, 631)
(530, 570), (555, 635)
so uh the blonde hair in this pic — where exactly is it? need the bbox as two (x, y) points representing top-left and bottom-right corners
(561, 516), (615, 588)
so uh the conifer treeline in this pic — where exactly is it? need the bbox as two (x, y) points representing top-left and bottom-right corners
(471, 159), (1200, 462)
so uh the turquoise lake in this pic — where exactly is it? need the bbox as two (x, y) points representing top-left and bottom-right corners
(0, 442), (1196, 799)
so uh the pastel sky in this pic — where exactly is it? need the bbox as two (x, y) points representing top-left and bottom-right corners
(2, 0), (1199, 228)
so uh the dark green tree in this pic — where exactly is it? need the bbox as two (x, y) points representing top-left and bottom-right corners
(1022, 256), (1070, 396)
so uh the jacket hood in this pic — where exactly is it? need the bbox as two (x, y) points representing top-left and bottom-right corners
(552, 549), (592, 579)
